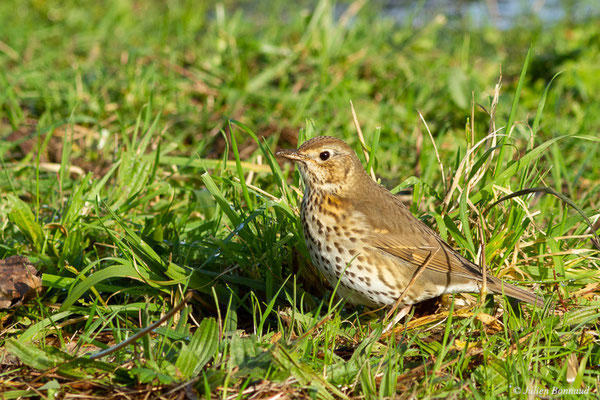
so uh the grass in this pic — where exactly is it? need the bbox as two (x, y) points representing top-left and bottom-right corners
(1, 0), (599, 398)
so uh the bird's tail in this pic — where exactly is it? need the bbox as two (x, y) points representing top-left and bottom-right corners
(486, 276), (545, 308)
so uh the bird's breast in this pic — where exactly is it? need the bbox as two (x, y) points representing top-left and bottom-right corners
(300, 191), (396, 306)
(301, 191), (347, 230)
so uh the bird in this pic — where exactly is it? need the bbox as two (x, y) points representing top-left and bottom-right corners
(276, 136), (543, 314)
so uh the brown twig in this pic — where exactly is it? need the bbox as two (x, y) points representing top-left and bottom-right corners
(384, 248), (440, 324)
(418, 110), (446, 193)
(350, 100), (377, 181)
(89, 292), (193, 360)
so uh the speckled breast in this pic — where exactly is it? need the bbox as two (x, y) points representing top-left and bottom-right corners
(300, 190), (404, 307)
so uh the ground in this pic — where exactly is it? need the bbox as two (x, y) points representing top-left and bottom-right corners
(0, 0), (599, 398)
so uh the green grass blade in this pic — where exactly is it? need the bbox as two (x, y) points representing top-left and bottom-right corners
(6, 194), (44, 252)
(494, 46), (532, 175)
(175, 317), (219, 378)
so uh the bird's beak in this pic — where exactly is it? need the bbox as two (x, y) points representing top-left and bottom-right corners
(276, 148), (307, 162)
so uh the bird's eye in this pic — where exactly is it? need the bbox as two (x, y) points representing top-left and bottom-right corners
(319, 151), (330, 161)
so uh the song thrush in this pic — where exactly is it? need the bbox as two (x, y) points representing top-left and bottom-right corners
(277, 136), (543, 309)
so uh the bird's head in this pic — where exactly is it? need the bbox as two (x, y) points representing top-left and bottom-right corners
(276, 136), (368, 195)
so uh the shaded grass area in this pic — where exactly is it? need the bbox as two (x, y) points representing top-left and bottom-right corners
(1, 0), (599, 398)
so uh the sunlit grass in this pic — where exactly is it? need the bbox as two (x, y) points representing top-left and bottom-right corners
(1, 0), (599, 398)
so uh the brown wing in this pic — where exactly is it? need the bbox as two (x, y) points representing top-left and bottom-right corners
(350, 187), (485, 284)
(348, 185), (543, 306)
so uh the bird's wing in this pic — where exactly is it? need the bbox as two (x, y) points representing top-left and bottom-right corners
(347, 186), (542, 306)
(370, 234), (484, 283)
(350, 190), (485, 284)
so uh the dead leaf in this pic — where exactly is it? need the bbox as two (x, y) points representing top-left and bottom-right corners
(566, 353), (578, 384)
(476, 312), (503, 332)
(453, 338), (480, 351)
(0, 255), (42, 309)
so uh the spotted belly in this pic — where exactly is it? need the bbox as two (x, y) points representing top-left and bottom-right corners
(300, 201), (408, 307)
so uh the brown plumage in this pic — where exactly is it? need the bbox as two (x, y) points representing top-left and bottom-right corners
(277, 136), (543, 308)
